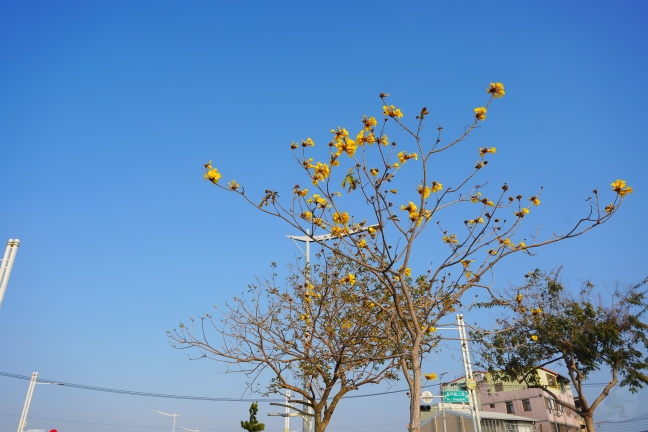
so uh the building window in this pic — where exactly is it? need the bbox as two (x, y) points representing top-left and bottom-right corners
(490, 403), (496, 408)
(545, 397), (556, 413)
(494, 382), (504, 392)
(506, 401), (515, 414)
(522, 399), (532, 411)
(546, 373), (557, 388)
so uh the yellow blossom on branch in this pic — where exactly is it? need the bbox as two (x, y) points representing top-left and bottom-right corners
(333, 211), (350, 225)
(370, 167), (379, 177)
(331, 226), (350, 237)
(479, 147), (497, 157)
(471, 192), (482, 203)
(487, 82), (506, 98)
(474, 107), (487, 121)
(294, 187), (309, 197)
(383, 105), (404, 118)
(312, 162), (331, 184)
(301, 211), (313, 221)
(611, 179), (633, 196)
(530, 334), (538, 341)
(204, 165), (222, 184)
(227, 180), (240, 190)
(362, 115), (378, 129)
(605, 204), (614, 213)
(341, 273), (356, 285)
(356, 130), (376, 146)
(418, 185), (431, 199)
(335, 138), (358, 157)
(443, 234), (459, 244)
(461, 259), (473, 268)
(469, 217), (485, 225)
(398, 151), (418, 164)
(515, 208), (530, 218)
(302, 138), (315, 147)
(431, 181), (443, 193)
(401, 202), (418, 213)
(378, 135), (389, 146)
(529, 196), (541, 206)
(424, 373), (438, 380)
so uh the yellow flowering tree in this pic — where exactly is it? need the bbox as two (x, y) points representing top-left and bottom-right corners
(475, 269), (648, 432)
(169, 255), (400, 432)
(200, 82), (630, 432)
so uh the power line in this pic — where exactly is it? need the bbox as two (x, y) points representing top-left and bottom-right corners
(0, 371), (283, 403)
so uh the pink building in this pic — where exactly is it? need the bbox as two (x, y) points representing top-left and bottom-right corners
(444, 368), (582, 432)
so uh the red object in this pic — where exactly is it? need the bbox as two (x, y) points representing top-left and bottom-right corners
(50, 430), (57, 432)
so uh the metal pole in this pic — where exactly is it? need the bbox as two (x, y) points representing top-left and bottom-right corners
(457, 314), (481, 432)
(17, 371), (37, 432)
(0, 239), (20, 307)
(285, 390), (290, 432)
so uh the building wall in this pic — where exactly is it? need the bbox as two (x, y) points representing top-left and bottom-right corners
(475, 371), (582, 432)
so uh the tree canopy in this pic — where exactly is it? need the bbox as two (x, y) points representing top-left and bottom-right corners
(476, 269), (648, 432)
(194, 84), (631, 432)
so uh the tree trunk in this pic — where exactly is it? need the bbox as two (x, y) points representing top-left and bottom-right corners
(582, 412), (596, 432)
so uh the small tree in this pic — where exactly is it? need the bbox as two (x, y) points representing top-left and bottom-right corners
(200, 83), (631, 432)
(170, 254), (401, 432)
(241, 402), (265, 432)
(475, 270), (648, 432)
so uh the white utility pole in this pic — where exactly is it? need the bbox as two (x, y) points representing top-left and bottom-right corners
(17, 372), (62, 432)
(17, 372), (38, 432)
(0, 239), (20, 307)
(457, 314), (482, 432)
(155, 410), (180, 432)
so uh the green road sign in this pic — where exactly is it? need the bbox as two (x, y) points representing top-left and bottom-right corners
(443, 390), (469, 403)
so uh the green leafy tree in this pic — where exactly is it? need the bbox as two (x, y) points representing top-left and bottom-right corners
(169, 255), (400, 432)
(199, 83), (630, 432)
(241, 402), (265, 432)
(476, 269), (648, 432)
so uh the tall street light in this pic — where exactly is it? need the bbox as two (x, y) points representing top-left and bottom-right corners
(287, 224), (379, 432)
(17, 371), (63, 432)
(155, 410), (180, 432)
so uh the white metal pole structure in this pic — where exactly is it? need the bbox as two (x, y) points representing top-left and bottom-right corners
(155, 410), (180, 432)
(286, 224), (379, 432)
(180, 428), (201, 432)
(16, 372), (38, 432)
(0, 238), (20, 307)
(456, 314), (482, 432)
(17, 371), (63, 432)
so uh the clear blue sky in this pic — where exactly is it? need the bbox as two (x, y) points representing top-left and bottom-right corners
(1, 2), (647, 432)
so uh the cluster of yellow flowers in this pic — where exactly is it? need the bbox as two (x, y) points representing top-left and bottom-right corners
(203, 160), (221, 184)
(474, 107), (487, 121)
(424, 373), (438, 381)
(514, 207), (530, 218)
(397, 151), (419, 164)
(479, 147), (496, 157)
(443, 234), (459, 244)
(340, 272), (356, 286)
(611, 179), (632, 196)
(383, 105), (404, 118)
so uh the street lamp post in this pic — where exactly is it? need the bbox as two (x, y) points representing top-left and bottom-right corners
(17, 371), (63, 432)
(286, 225), (378, 432)
(155, 410), (180, 432)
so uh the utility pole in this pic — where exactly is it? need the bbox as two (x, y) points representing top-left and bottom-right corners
(0, 239), (20, 307)
(457, 314), (482, 432)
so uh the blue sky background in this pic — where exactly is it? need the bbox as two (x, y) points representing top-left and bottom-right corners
(1, 1), (647, 431)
